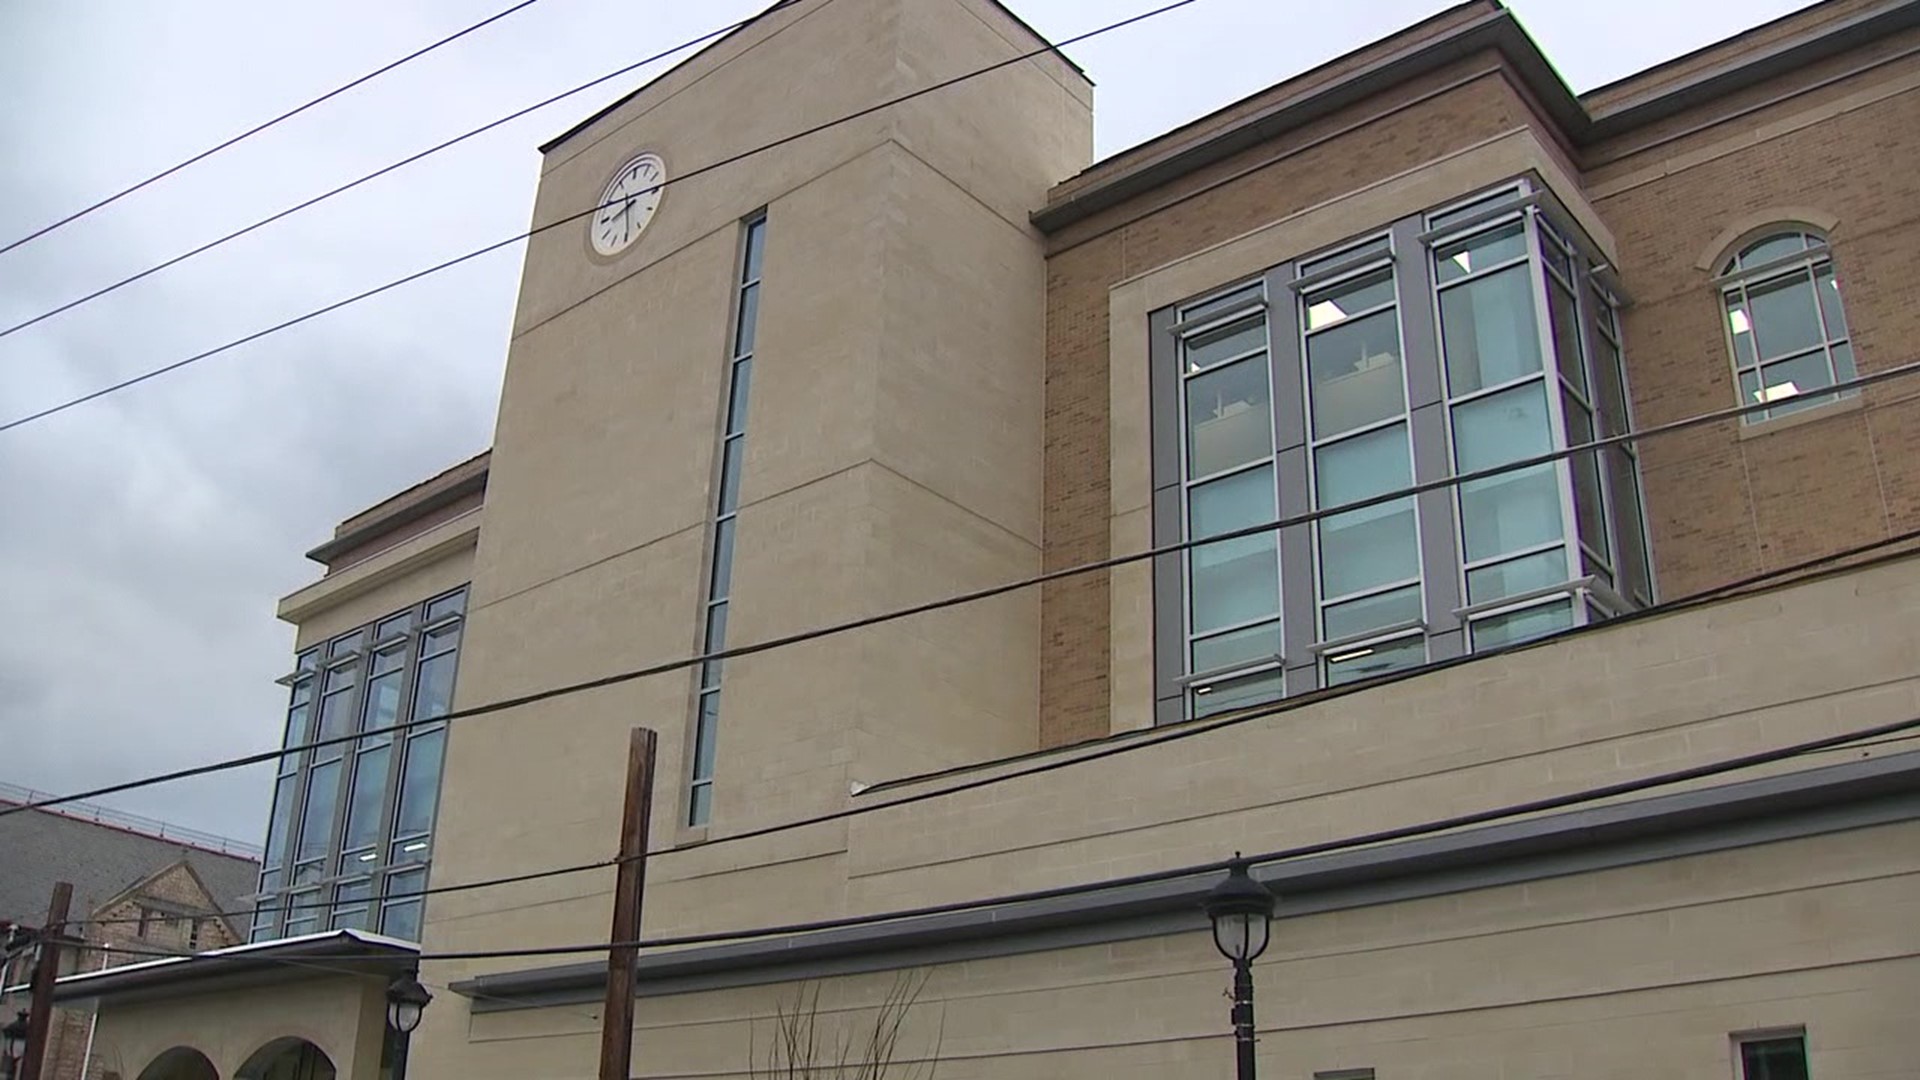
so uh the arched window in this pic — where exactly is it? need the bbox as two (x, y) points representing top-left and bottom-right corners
(1719, 228), (1855, 421)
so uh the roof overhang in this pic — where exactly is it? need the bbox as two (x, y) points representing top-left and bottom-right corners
(52, 930), (418, 1008)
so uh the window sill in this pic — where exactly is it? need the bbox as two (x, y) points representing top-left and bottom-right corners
(1737, 392), (1862, 440)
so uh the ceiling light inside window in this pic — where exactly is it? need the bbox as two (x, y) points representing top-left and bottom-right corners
(1307, 300), (1346, 328)
(1758, 381), (1801, 403)
(1729, 309), (1752, 335)
(1451, 252), (1473, 275)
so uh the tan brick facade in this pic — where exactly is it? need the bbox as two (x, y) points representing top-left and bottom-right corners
(1037, 0), (1920, 748)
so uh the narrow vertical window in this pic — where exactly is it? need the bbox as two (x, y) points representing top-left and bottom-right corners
(1300, 241), (1424, 685)
(1176, 284), (1283, 718)
(688, 215), (766, 826)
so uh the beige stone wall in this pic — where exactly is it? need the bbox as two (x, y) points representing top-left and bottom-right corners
(440, 820), (1918, 1079)
(279, 511), (479, 648)
(86, 974), (387, 1080)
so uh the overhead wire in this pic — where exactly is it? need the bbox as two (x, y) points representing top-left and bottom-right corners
(67, 711), (1920, 965)
(0, 0), (1206, 429)
(52, 521), (1920, 931)
(0, 0), (545, 258)
(9, 355), (1920, 824)
(0, 0), (809, 339)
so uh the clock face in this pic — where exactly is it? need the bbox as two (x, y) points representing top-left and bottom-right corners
(589, 152), (666, 257)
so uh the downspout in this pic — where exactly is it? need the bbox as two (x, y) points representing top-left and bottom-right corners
(78, 945), (109, 1080)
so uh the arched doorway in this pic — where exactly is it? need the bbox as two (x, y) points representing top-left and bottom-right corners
(234, 1038), (335, 1080)
(134, 1047), (219, 1080)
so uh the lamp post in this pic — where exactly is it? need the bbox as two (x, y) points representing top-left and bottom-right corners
(1, 1010), (28, 1080)
(1203, 857), (1277, 1080)
(385, 975), (432, 1080)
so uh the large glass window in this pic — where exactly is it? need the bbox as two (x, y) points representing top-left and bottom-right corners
(1177, 284), (1283, 719)
(1737, 1034), (1809, 1080)
(1721, 229), (1855, 422)
(1154, 180), (1653, 721)
(687, 213), (767, 827)
(250, 586), (467, 943)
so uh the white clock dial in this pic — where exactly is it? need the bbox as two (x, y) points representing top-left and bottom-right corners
(589, 152), (666, 257)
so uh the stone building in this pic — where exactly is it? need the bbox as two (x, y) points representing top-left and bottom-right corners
(60, 0), (1920, 1077)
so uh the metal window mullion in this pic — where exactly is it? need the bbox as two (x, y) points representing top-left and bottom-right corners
(1320, 573), (1424, 610)
(1291, 252), (1394, 297)
(1461, 537), (1568, 573)
(1431, 250), (1532, 291)
(1178, 342), (1268, 377)
(1184, 454), (1279, 491)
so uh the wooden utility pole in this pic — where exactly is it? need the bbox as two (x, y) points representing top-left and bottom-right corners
(19, 881), (71, 1080)
(598, 728), (657, 1080)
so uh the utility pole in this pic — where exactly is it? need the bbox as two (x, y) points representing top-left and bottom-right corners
(19, 882), (71, 1080)
(598, 728), (657, 1080)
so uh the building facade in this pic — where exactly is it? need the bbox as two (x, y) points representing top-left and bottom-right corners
(62, 0), (1920, 1077)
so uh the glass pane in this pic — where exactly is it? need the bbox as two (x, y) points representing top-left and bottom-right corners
(1304, 268), (1394, 331)
(1441, 264), (1543, 394)
(1564, 400), (1608, 562)
(1547, 279), (1586, 396)
(343, 745), (391, 851)
(743, 219), (767, 282)
(296, 649), (320, 673)
(425, 589), (466, 623)
(689, 782), (713, 827)
(1183, 283), (1262, 321)
(328, 630), (365, 659)
(317, 689), (356, 755)
(293, 861), (323, 886)
(735, 282), (760, 356)
(323, 665), (356, 693)
(343, 847), (380, 873)
(259, 868), (284, 893)
(1726, 294), (1757, 366)
(1815, 266), (1848, 341)
(285, 890), (321, 937)
(1186, 356), (1273, 478)
(1750, 351), (1839, 415)
(704, 601), (729, 657)
(282, 703), (310, 751)
(1321, 499), (1419, 601)
(1300, 237), (1389, 279)
(717, 436), (745, 515)
(1316, 423), (1411, 507)
(1606, 448), (1651, 603)
(264, 774), (296, 867)
(701, 659), (723, 691)
(709, 518), (736, 600)
(1323, 583), (1422, 641)
(1736, 232), (1808, 269)
(382, 900), (423, 943)
(1471, 598), (1573, 650)
(391, 837), (431, 865)
(362, 671), (403, 733)
(1831, 341), (1856, 384)
(376, 611), (415, 641)
(1467, 547), (1566, 604)
(726, 358), (753, 435)
(1434, 221), (1526, 285)
(1592, 334), (1629, 436)
(331, 881), (373, 931)
(289, 678), (312, 707)
(1192, 668), (1283, 718)
(297, 761), (342, 864)
(413, 651), (456, 722)
(1747, 271), (1824, 360)
(1191, 620), (1282, 674)
(422, 623), (460, 657)
(1183, 315), (1266, 373)
(1189, 468), (1280, 634)
(694, 692), (720, 781)
(1540, 227), (1574, 282)
(1454, 381), (1564, 562)
(1308, 309), (1403, 437)
(395, 730), (446, 838)
(370, 645), (406, 678)
(1739, 1038), (1808, 1080)
(1325, 634), (1426, 686)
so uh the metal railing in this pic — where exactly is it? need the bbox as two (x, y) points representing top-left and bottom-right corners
(0, 780), (262, 860)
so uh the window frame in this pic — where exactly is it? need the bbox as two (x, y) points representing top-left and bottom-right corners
(1716, 229), (1855, 424)
(1149, 176), (1653, 723)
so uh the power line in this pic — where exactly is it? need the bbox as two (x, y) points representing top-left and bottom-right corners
(53, 523), (1920, 932)
(0, 0), (544, 259)
(68, 712), (1920, 966)
(0, 0), (808, 341)
(0, 0), (1204, 428)
(7, 360), (1920, 819)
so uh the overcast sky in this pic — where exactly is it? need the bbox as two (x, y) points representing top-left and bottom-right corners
(0, 0), (1814, 844)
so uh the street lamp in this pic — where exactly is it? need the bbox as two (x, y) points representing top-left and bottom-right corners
(385, 975), (432, 1080)
(1203, 857), (1277, 1080)
(1, 1010), (29, 1080)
